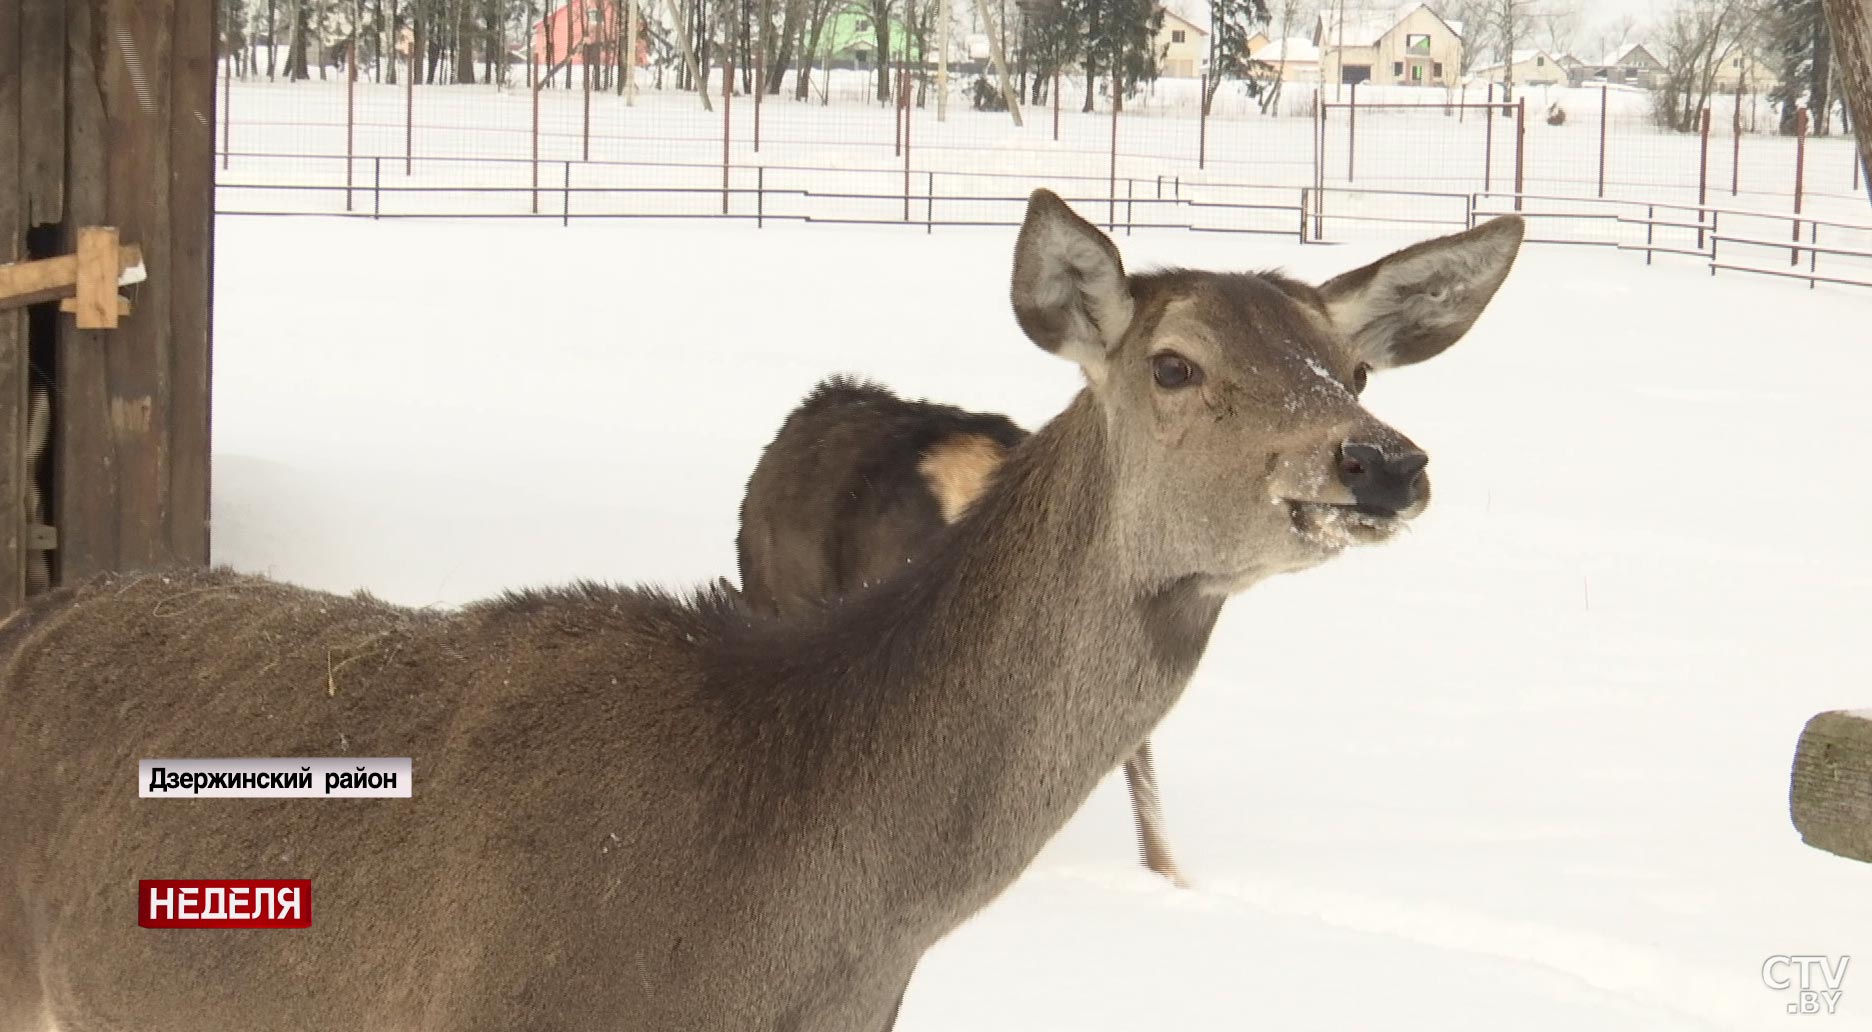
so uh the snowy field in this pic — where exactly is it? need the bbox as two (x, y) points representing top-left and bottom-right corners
(212, 212), (1872, 1030)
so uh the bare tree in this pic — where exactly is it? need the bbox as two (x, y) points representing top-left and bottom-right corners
(1257, 0), (1301, 113)
(1656, 0), (1769, 131)
(1819, 0), (1872, 198)
(1486, 0), (1535, 111)
(1584, 12), (1639, 66)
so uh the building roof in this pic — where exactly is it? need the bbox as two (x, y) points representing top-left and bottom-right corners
(1159, 8), (1209, 35)
(1254, 37), (1320, 62)
(1597, 42), (1664, 67)
(1470, 48), (1552, 73)
(1315, 2), (1457, 48)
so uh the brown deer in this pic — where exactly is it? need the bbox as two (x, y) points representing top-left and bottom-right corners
(735, 376), (1190, 886)
(0, 191), (1522, 1032)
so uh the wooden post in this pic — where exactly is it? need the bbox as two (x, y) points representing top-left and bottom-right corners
(0, 0), (28, 609)
(1790, 710), (1872, 864)
(30, 0), (216, 587)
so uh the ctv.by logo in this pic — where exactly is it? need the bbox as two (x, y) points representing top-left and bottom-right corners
(1762, 955), (1849, 1016)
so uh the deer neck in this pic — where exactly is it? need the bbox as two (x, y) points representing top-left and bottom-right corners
(859, 390), (1224, 872)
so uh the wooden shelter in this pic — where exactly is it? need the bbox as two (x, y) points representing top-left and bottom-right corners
(0, 0), (215, 618)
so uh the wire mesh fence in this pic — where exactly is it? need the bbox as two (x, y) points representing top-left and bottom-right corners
(214, 59), (1872, 287)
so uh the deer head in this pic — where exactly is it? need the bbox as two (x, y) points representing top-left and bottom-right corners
(1010, 189), (1523, 593)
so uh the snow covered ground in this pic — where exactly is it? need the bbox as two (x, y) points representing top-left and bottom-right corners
(212, 213), (1871, 1030)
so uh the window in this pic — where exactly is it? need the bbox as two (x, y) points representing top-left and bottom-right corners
(1433, 61), (1443, 77)
(1733, 57), (1743, 68)
(1411, 64), (1423, 81)
(1171, 29), (1185, 43)
(1393, 61), (1403, 75)
(1536, 56), (1545, 66)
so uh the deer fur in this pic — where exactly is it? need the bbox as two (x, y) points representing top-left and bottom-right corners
(735, 375), (1189, 886)
(0, 191), (1522, 1032)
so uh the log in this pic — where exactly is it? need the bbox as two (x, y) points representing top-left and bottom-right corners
(1790, 710), (1872, 864)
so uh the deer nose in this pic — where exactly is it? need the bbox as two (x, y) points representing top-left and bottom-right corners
(1336, 442), (1429, 515)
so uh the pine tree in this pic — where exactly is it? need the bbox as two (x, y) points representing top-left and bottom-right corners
(1769, 0), (1834, 134)
(1205, 0), (1271, 112)
(1018, 0), (1086, 105)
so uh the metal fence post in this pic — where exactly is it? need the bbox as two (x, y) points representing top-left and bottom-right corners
(563, 161), (572, 226)
(1514, 97), (1525, 211)
(1052, 69), (1061, 142)
(345, 39), (357, 213)
(1696, 105), (1710, 246)
(1483, 87), (1495, 192)
(901, 68), (912, 222)
(1347, 80), (1358, 182)
(723, 59), (733, 215)
(1109, 74), (1119, 231)
(1597, 85), (1607, 197)
(405, 48), (415, 175)
(221, 48), (231, 170)
(1792, 107), (1808, 266)
(1198, 74), (1208, 169)
(1731, 88), (1742, 196)
(531, 82), (541, 215)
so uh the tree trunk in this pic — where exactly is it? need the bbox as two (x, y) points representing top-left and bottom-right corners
(1820, 0), (1872, 199)
(663, 0), (715, 108)
(872, 2), (892, 102)
(285, 0), (310, 79)
(1811, 14), (1834, 135)
(455, 0), (478, 82)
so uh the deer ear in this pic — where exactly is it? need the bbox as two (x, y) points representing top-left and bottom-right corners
(1010, 189), (1135, 375)
(1317, 215), (1525, 371)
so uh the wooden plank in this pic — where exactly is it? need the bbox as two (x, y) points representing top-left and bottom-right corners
(101, 0), (174, 571)
(0, 0), (29, 611)
(20, 0), (67, 225)
(70, 226), (119, 329)
(167, 0), (213, 565)
(55, 0), (118, 580)
(0, 243), (144, 310)
(1790, 710), (1872, 864)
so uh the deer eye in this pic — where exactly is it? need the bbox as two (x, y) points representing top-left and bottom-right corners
(1149, 352), (1202, 390)
(1352, 362), (1371, 394)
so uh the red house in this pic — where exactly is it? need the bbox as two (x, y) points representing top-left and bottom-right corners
(531, 0), (648, 67)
